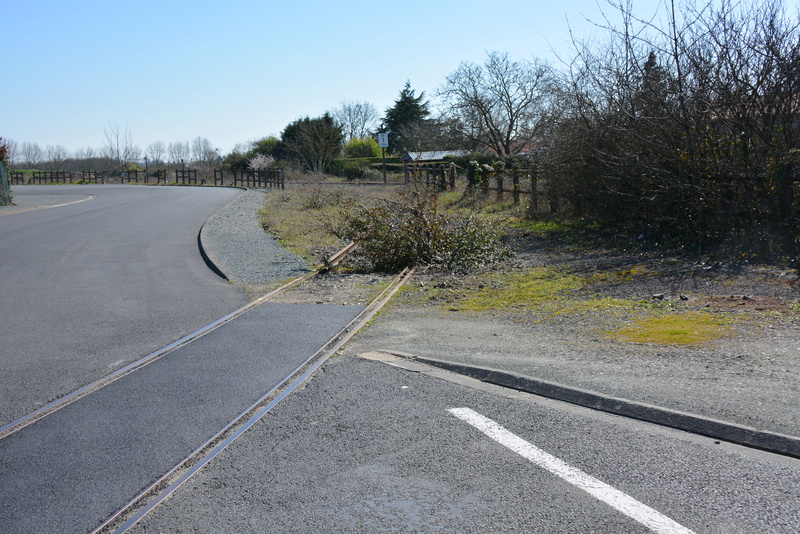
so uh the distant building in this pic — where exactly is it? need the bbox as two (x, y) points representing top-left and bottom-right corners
(400, 150), (470, 163)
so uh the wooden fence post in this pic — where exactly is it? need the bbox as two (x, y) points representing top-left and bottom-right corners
(530, 169), (539, 213)
(497, 173), (504, 200)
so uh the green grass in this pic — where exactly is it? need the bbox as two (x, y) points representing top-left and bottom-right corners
(260, 184), (783, 347)
(260, 184), (410, 264)
(259, 187), (349, 262)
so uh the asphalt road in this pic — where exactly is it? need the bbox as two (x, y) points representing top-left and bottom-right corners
(131, 353), (800, 533)
(0, 301), (364, 534)
(0, 185), (249, 426)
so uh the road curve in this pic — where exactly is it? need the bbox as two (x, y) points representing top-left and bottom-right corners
(0, 185), (249, 426)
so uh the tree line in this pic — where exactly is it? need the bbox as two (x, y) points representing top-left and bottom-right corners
(4, 0), (798, 259)
(4, 124), (223, 173)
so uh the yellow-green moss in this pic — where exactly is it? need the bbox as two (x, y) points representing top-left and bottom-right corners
(606, 312), (733, 346)
(447, 268), (584, 312)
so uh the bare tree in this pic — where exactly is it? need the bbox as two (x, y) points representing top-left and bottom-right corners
(45, 144), (70, 171)
(232, 141), (252, 154)
(439, 51), (554, 155)
(3, 138), (18, 168)
(73, 147), (97, 172)
(102, 122), (140, 172)
(332, 101), (380, 142)
(168, 141), (191, 165)
(20, 141), (44, 169)
(545, 0), (800, 257)
(146, 141), (167, 165)
(191, 136), (217, 166)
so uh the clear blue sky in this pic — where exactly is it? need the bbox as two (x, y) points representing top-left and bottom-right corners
(4, 0), (666, 156)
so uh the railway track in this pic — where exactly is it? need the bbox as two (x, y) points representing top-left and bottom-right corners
(97, 265), (414, 534)
(1, 243), (414, 533)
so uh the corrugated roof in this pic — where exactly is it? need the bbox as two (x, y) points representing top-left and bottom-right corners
(401, 150), (469, 161)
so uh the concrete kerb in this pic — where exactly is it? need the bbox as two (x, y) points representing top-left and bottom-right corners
(197, 186), (249, 283)
(378, 350), (800, 459)
(198, 221), (232, 282)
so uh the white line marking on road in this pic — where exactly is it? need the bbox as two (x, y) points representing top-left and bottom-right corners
(449, 407), (695, 534)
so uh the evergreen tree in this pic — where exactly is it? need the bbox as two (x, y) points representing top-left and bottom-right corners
(276, 113), (343, 173)
(382, 81), (430, 153)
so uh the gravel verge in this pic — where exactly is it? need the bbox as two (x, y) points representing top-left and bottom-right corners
(340, 257), (800, 441)
(200, 189), (308, 285)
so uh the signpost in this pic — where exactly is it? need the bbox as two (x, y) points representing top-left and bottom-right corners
(377, 133), (389, 184)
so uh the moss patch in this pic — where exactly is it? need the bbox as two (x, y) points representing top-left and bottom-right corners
(606, 312), (733, 346)
(416, 268), (582, 313)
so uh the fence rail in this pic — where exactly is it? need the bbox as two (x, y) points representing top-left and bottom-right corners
(8, 168), (284, 189)
(232, 169), (284, 189)
(31, 171), (72, 184)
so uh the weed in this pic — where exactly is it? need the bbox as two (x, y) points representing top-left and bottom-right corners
(342, 189), (512, 272)
(301, 187), (343, 210)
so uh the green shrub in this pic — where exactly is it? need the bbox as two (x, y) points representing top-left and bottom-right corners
(343, 189), (512, 272)
(344, 137), (380, 158)
(341, 160), (370, 181)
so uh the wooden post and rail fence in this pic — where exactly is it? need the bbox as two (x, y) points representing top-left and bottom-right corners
(7, 168), (285, 190)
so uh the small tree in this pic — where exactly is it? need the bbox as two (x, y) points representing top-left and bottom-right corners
(74, 147), (97, 172)
(191, 136), (218, 166)
(332, 101), (379, 142)
(277, 114), (343, 173)
(168, 141), (191, 165)
(146, 141), (167, 165)
(249, 154), (275, 169)
(103, 122), (140, 173)
(20, 141), (44, 169)
(45, 144), (69, 171)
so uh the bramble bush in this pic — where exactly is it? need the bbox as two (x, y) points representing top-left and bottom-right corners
(343, 190), (512, 272)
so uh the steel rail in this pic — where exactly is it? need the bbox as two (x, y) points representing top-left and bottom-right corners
(94, 266), (415, 533)
(0, 246), (341, 441)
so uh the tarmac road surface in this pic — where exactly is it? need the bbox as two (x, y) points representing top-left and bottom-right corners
(0, 185), (249, 426)
(129, 353), (800, 533)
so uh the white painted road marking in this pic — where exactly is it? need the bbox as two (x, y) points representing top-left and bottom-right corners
(449, 407), (695, 534)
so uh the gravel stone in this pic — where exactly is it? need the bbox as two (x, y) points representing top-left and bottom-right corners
(200, 189), (308, 284)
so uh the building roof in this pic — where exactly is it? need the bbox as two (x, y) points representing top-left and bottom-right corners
(401, 150), (469, 162)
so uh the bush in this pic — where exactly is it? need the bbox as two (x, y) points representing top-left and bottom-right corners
(341, 160), (370, 181)
(343, 189), (512, 272)
(344, 137), (380, 158)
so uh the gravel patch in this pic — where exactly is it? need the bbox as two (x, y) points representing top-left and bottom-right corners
(200, 189), (308, 284)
